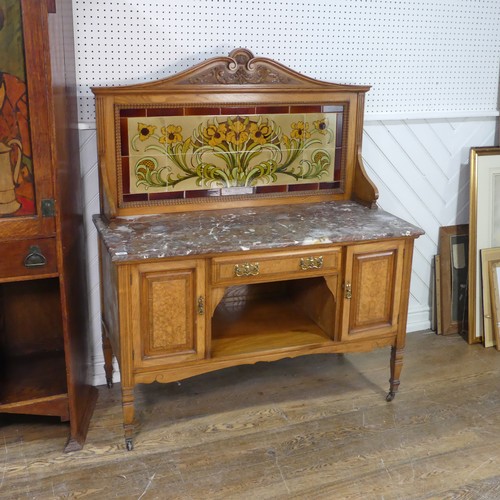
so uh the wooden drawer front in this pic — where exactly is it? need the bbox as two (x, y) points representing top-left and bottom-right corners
(0, 238), (58, 282)
(212, 248), (340, 285)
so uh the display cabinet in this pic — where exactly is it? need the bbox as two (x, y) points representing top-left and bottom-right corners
(0, 0), (96, 451)
(93, 49), (423, 450)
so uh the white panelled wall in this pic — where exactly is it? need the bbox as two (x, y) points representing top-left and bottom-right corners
(72, 0), (500, 385)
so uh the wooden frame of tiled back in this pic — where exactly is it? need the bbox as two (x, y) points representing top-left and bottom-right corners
(93, 48), (378, 217)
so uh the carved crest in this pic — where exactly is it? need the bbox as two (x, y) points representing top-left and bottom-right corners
(181, 49), (294, 85)
(92, 48), (370, 93)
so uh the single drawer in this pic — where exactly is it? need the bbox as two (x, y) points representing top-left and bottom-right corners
(0, 238), (58, 282)
(211, 248), (340, 285)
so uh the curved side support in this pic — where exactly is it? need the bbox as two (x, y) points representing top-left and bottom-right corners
(353, 150), (379, 209)
(387, 345), (404, 402)
(210, 287), (227, 318)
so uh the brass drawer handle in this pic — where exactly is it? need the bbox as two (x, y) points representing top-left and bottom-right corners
(24, 245), (47, 268)
(234, 262), (260, 277)
(299, 256), (323, 270)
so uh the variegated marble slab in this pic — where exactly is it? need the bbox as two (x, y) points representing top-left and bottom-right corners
(94, 201), (424, 262)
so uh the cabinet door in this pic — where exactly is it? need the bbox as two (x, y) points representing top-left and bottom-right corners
(131, 259), (206, 368)
(0, 0), (57, 239)
(340, 240), (405, 340)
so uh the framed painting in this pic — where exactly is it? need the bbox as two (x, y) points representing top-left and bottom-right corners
(0, 0), (36, 218)
(439, 225), (468, 335)
(490, 259), (500, 349)
(468, 147), (500, 343)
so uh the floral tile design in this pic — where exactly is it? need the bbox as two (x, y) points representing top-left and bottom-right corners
(124, 111), (339, 195)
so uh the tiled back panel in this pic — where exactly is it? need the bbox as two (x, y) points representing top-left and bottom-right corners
(74, 0), (500, 123)
(117, 105), (346, 205)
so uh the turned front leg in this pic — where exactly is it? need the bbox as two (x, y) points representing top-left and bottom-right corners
(386, 345), (404, 402)
(122, 386), (135, 450)
(102, 329), (114, 388)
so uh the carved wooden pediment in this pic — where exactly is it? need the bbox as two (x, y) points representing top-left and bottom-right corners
(93, 49), (370, 92)
(167, 48), (367, 90)
(179, 48), (298, 85)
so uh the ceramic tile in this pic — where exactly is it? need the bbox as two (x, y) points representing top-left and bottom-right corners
(120, 118), (129, 156)
(124, 111), (339, 194)
(255, 184), (288, 194)
(129, 155), (169, 194)
(119, 108), (147, 118)
(128, 120), (160, 155)
(290, 105), (322, 113)
(185, 188), (222, 198)
(146, 107), (184, 117)
(184, 106), (221, 116)
(323, 105), (345, 113)
(255, 105), (290, 114)
(336, 113), (344, 148)
(319, 181), (337, 190)
(149, 191), (184, 200)
(288, 182), (320, 192)
(334, 147), (343, 181)
(220, 106), (256, 116)
(121, 156), (130, 194)
(122, 193), (148, 203)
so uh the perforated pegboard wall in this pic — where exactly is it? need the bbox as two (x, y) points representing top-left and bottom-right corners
(73, 0), (500, 123)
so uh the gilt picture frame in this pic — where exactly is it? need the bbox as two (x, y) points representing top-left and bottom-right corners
(439, 225), (468, 335)
(468, 147), (500, 343)
(490, 259), (500, 350)
(481, 248), (500, 347)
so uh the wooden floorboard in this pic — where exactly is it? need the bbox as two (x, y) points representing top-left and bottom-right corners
(2, 331), (500, 499)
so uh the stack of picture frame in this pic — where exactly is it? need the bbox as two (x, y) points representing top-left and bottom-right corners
(435, 147), (500, 348)
(469, 147), (500, 347)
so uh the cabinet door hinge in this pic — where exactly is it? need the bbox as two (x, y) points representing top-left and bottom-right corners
(41, 198), (56, 217)
(197, 296), (205, 315)
(343, 282), (352, 299)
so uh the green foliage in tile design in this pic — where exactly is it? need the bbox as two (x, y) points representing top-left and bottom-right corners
(132, 115), (334, 190)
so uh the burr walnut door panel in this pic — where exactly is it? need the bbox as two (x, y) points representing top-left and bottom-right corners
(130, 259), (206, 368)
(341, 240), (405, 340)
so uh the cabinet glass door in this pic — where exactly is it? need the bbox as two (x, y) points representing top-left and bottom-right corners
(0, 0), (35, 218)
(0, 0), (56, 240)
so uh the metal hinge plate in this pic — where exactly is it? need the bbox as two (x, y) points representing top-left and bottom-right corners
(41, 198), (56, 217)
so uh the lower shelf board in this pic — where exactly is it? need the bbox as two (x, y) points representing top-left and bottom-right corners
(0, 350), (69, 419)
(211, 296), (333, 358)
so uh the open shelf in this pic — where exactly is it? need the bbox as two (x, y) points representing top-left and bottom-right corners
(0, 350), (68, 414)
(211, 279), (336, 359)
(0, 279), (69, 419)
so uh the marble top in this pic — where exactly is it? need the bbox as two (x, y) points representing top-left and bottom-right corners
(93, 201), (424, 263)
